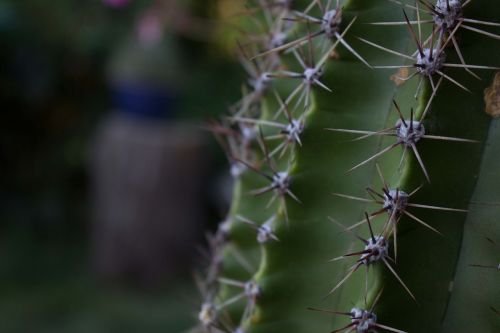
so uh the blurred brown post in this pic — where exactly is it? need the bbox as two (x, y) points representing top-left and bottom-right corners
(90, 115), (207, 285)
(89, 22), (207, 285)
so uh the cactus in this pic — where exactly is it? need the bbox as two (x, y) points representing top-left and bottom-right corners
(196, 1), (500, 333)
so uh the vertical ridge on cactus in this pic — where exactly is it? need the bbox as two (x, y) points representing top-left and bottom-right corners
(195, 1), (500, 332)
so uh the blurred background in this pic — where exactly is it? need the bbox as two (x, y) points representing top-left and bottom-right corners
(0, 0), (245, 331)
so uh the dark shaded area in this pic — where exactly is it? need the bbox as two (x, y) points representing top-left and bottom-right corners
(0, 0), (241, 331)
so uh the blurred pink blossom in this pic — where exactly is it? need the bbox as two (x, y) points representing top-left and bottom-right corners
(102, 0), (131, 8)
(137, 12), (164, 45)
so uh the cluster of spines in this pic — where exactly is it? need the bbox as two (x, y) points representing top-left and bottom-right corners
(320, 0), (500, 331)
(198, 1), (500, 332)
(199, 2), (297, 331)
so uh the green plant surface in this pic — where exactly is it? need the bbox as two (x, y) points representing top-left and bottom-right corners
(202, 1), (500, 333)
(441, 118), (500, 333)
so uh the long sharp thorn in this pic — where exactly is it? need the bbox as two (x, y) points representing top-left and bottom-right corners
(357, 37), (414, 61)
(439, 21), (462, 54)
(410, 143), (431, 183)
(269, 141), (288, 159)
(252, 31), (324, 59)
(398, 144), (408, 172)
(249, 185), (275, 196)
(347, 143), (400, 173)
(390, 192), (400, 260)
(235, 158), (273, 181)
(366, 190), (382, 202)
(328, 217), (368, 244)
(416, 1), (422, 47)
(306, 21), (315, 68)
(230, 244), (255, 273)
(307, 308), (352, 316)
(330, 323), (356, 333)
(282, 17), (307, 23)
(450, 35), (481, 80)
(218, 277), (246, 288)
(304, 84), (311, 109)
(292, 85), (307, 113)
(217, 292), (246, 310)
(490, 306), (500, 315)
(278, 142), (291, 159)
(369, 20), (433, 26)
(305, 0), (321, 13)
(236, 215), (258, 227)
(314, 79), (333, 92)
(461, 24), (500, 40)
(406, 203), (467, 212)
(461, 18), (500, 27)
(429, 27), (435, 60)
(374, 323), (408, 333)
(370, 287), (384, 312)
(420, 76), (443, 120)
(485, 237), (497, 246)
(443, 63), (500, 70)
(292, 9), (323, 24)
(417, 0), (437, 14)
(469, 264), (497, 269)
(261, 0), (273, 26)
(325, 128), (378, 135)
(286, 189), (302, 204)
(335, 30), (372, 68)
(294, 132), (303, 146)
(275, 82), (304, 119)
(403, 211), (442, 235)
(410, 108), (414, 130)
(346, 210), (385, 231)
(332, 192), (377, 203)
(364, 265), (369, 306)
(415, 75), (424, 99)
(326, 0), (333, 12)
(229, 116), (285, 128)
(403, 9), (424, 57)
(365, 212), (376, 243)
(326, 263), (361, 298)
(436, 70), (471, 93)
(382, 258), (416, 301)
(393, 100), (407, 127)
(273, 89), (292, 123)
(266, 72), (302, 79)
(258, 127), (278, 172)
(266, 192), (278, 209)
(330, 250), (372, 262)
(352, 127), (396, 141)
(315, 17), (355, 69)
(390, 0), (428, 13)
(294, 48), (308, 70)
(374, 65), (416, 69)
(280, 195), (289, 225)
(423, 134), (479, 143)
(408, 184), (424, 197)
(367, 186), (384, 200)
